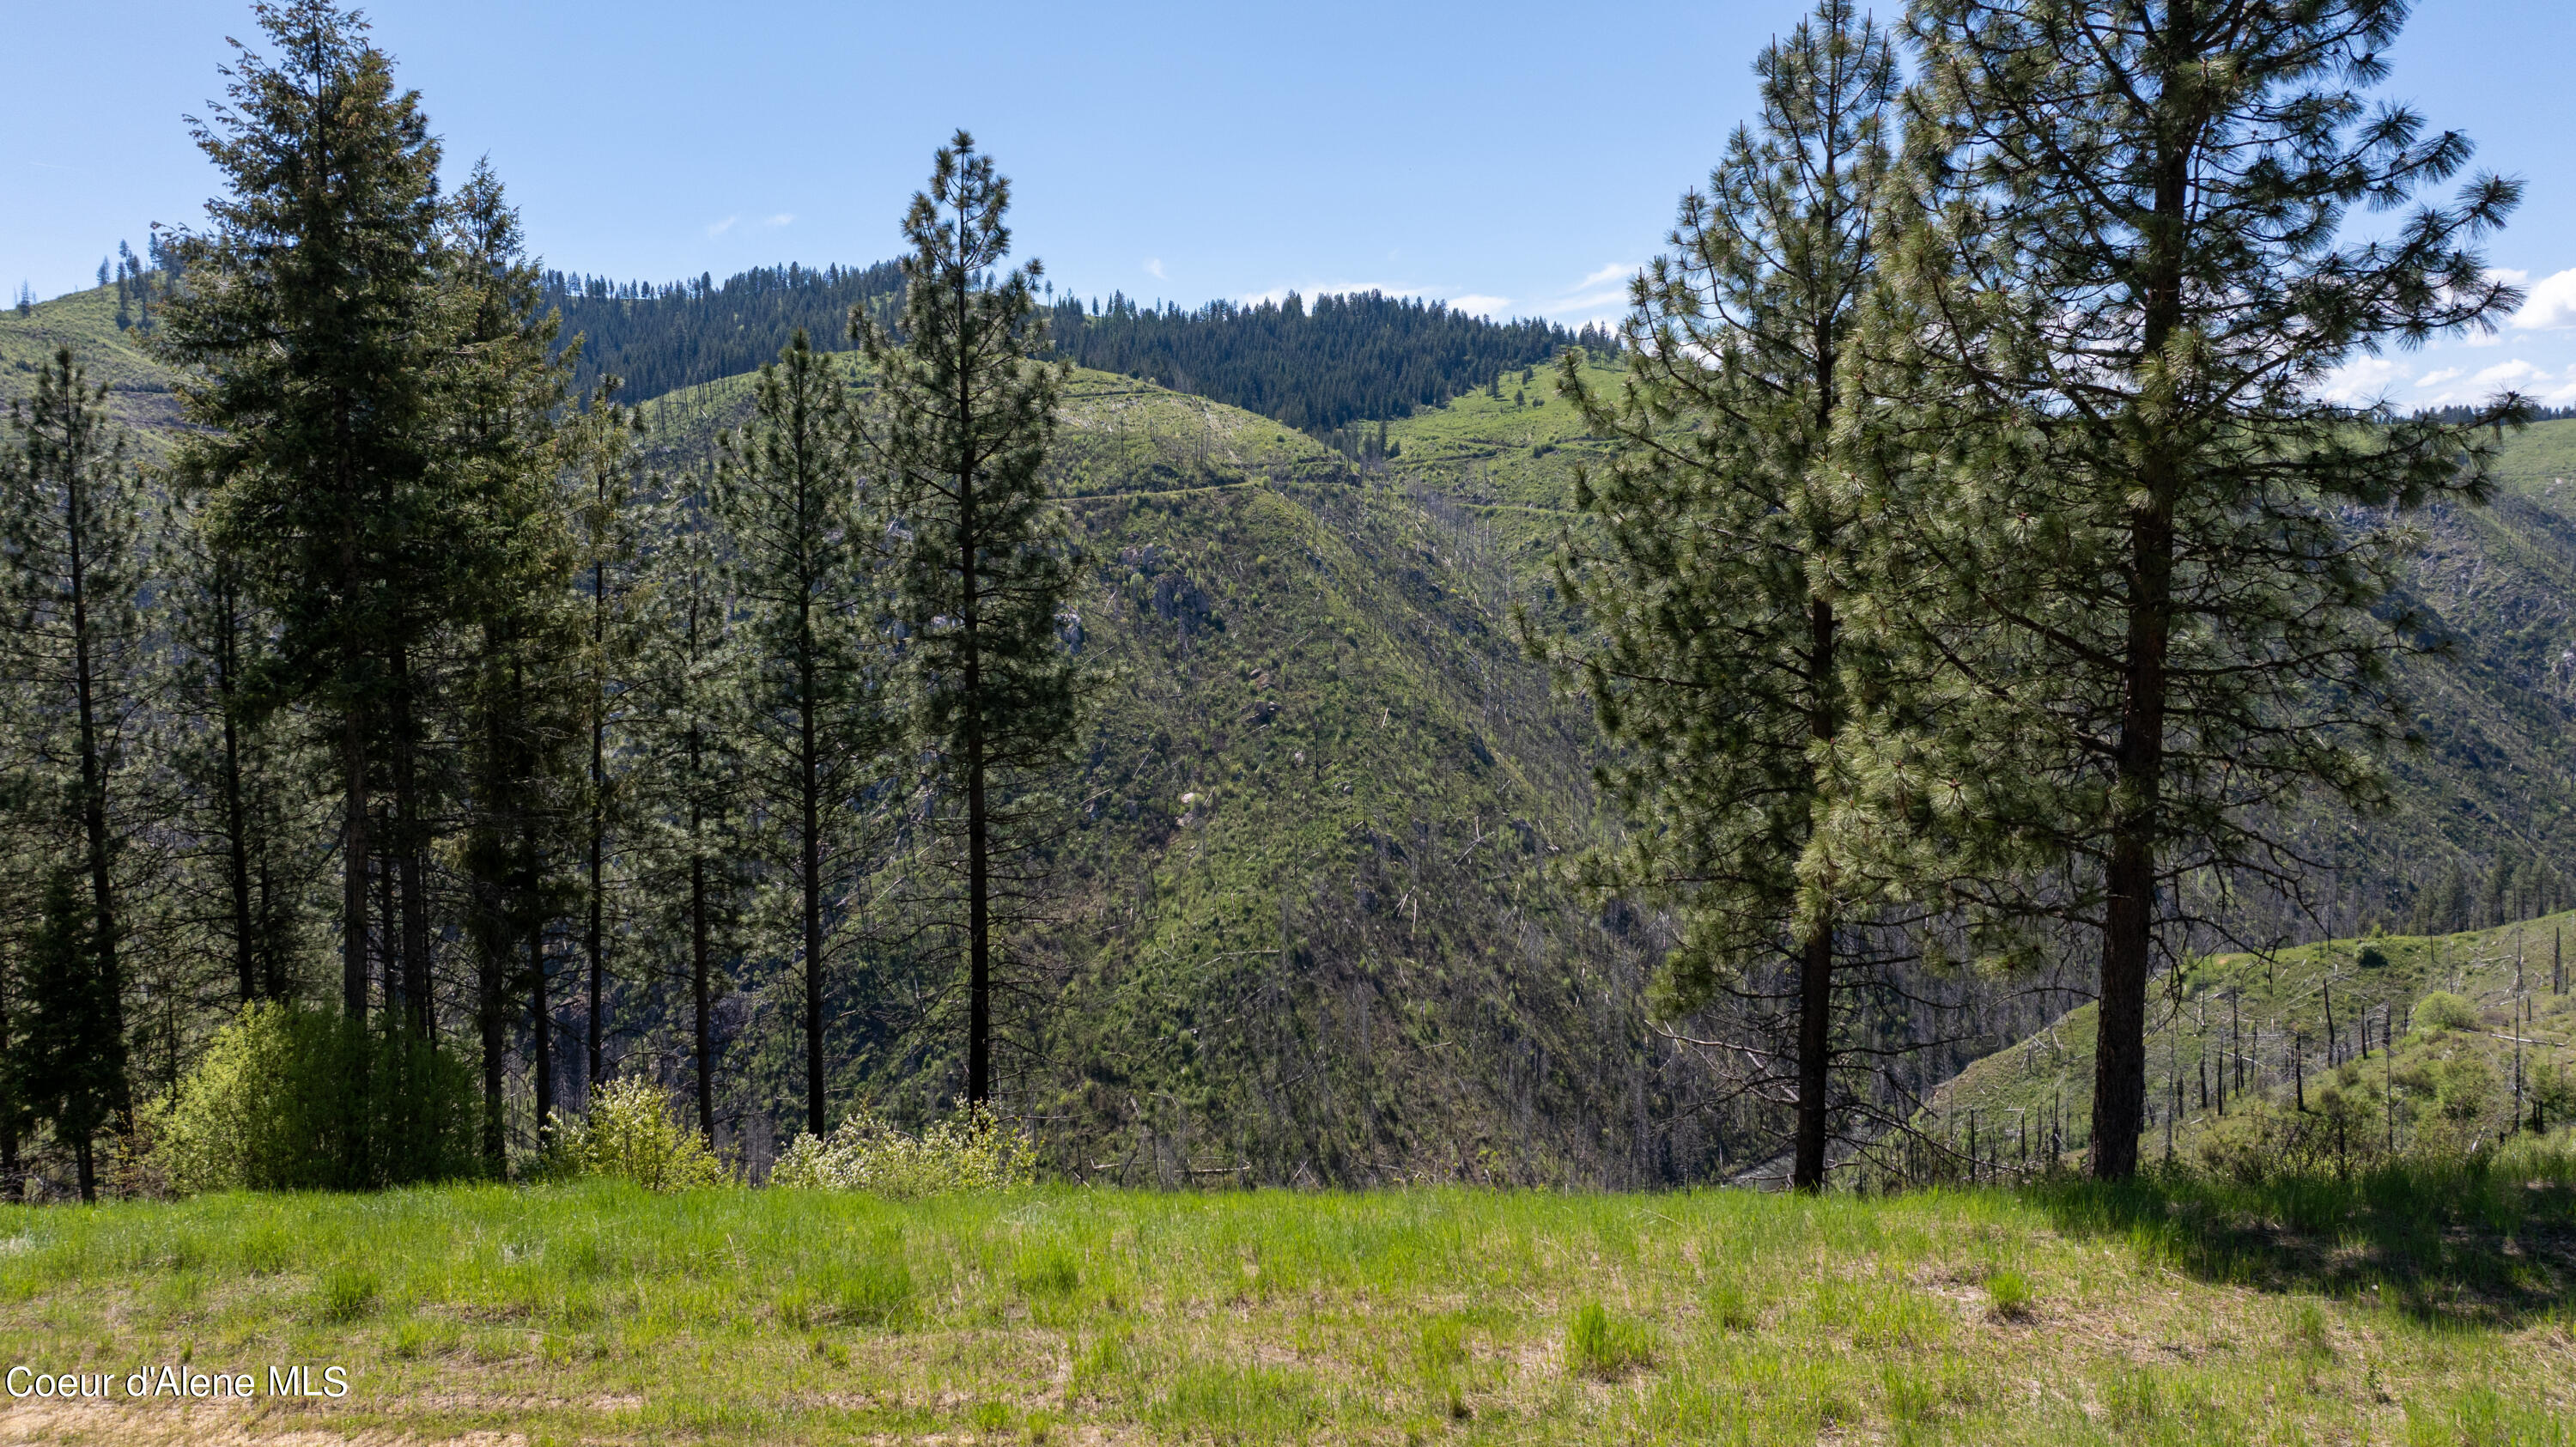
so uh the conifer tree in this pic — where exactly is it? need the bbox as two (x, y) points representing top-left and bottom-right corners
(161, 490), (313, 1006)
(1536, 0), (1898, 1192)
(714, 331), (886, 1137)
(11, 872), (123, 1200)
(1, 349), (149, 1168)
(859, 132), (1077, 1106)
(159, 0), (447, 1020)
(436, 163), (576, 1165)
(1846, 0), (2524, 1178)
(632, 472), (745, 1143)
(564, 386), (650, 1090)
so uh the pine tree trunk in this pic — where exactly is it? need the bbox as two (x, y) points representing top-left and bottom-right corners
(692, 848), (714, 1145)
(589, 561), (607, 1089)
(216, 581), (258, 1006)
(393, 648), (429, 1036)
(65, 483), (129, 1128)
(2092, 506), (2172, 1181)
(1794, 924), (1832, 1190)
(531, 907), (553, 1145)
(799, 650), (826, 1138)
(75, 1133), (95, 1204)
(343, 716), (371, 1020)
(959, 267), (991, 1108)
(477, 915), (506, 1172)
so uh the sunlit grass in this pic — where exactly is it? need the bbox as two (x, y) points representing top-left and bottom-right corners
(2, 1180), (2569, 1444)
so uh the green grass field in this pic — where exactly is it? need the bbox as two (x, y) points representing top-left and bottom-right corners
(4, 1172), (2571, 1444)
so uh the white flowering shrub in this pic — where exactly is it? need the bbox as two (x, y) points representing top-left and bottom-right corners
(769, 1104), (1035, 1195)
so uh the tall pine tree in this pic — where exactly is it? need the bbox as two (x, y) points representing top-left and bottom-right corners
(1537, 0), (1899, 1193)
(0, 350), (149, 1192)
(160, 0), (447, 1020)
(1848, 0), (2523, 1178)
(859, 132), (1077, 1106)
(714, 331), (888, 1137)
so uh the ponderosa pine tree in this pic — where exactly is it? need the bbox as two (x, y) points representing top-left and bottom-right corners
(160, 0), (447, 1021)
(859, 132), (1076, 1107)
(435, 162), (576, 1165)
(714, 331), (887, 1138)
(564, 385), (650, 1091)
(1841, 0), (2524, 1178)
(1536, 0), (1899, 1193)
(161, 489), (313, 1006)
(1, 350), (149, 1169)
(12, 872), (124, 1200)
(631, 471), (746, 1144)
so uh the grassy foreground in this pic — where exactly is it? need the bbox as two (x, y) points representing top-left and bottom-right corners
(2, 1176), (2571, 1445)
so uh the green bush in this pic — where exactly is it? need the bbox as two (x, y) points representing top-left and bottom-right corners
(2414, 992), (2481, 1033)
(543, 1078), (729, 1190)
(149, 1002), (481, 1193)
(769, 1104), (1035, 1195)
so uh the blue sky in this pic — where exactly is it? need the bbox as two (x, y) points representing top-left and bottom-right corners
(9, 0), (2575, 405)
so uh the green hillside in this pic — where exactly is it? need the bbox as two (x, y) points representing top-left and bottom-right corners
(19, 260), (2576, 1186)
(621, 361), (1712, 1184)
(0, 282), (182, 446)
(1927, 913), (2574, 1183)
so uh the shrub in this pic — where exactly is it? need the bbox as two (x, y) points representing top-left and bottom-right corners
(2414, 992), (2481, 1033)
(543, 1078), (729, 1190)
(769, 1104), (1036, 1195)
(149, 1002), (481, 1194)
(1564, 1300), (1655, 1378)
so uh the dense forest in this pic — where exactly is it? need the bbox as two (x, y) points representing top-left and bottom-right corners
(540, 262), (1606, 440)
(1048, 291), (1612, 434)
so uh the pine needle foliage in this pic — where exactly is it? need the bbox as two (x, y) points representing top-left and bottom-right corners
(1838, 0), (2528, 1178)
(858, 132), (1078, 1106)
(157, 0), (449, 1019)
(1536, 0), (1901, 1190)
(712, 331), (890, 1138)
(2, 349), (149, 1200)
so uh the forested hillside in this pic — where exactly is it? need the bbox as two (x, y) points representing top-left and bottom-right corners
(15, 255), (2576, 1190)
(531, 262), (1606, 440)
(1046, 291), (1612, 434)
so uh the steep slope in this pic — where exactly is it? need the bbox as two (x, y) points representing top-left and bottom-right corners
(1926, 912), (2574, 1176)
(1388, 383), (2576, 931)
(0, 283), (184, 447)
(626, 364), (1724, 1184)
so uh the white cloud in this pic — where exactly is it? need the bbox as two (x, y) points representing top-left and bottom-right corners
(1577, 263), (1634, 289)
(2318, 356), (2403, 404)
(705, 215), (738, 236)
(1444, 294), (1510, 317)
(763, 213), (795, 228)
(1144, 258), (1165, 280)
(2474, 358), (2537, 386)
(2511, 268), (2576, 331)
(2415, 368), (2464, 387)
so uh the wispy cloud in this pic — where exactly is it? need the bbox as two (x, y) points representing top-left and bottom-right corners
(1145, 258), (1166, 280)
(2416, 367), (2464, 387)
(763, 213), (795, 228)
(706, 215), (739, 237)
(1577, 263), (1633, 289)
(1445, 294), (1510, 317)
